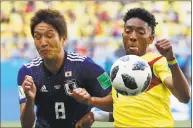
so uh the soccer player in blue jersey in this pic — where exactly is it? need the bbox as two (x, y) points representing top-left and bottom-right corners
(18, 9), (112, 128)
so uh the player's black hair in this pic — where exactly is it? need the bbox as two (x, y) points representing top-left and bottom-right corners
(123, 8), (158, 35)
(30, 9), (67, 38)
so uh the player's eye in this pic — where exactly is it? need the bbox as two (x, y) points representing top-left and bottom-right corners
(138, 31), (145, 35)
(47, 34), (53, 38)
(34, 34), (41, 40)
(46, 32), (55, 38)
(136, 28), (145, 35)
(125, 28), (132, 33)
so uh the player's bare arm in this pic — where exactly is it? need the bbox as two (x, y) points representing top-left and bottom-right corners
(155, 39), (190, 103)
(89, 93), (113, 112)
(20, 75), (36, 128)
(69, 88), (113, 112)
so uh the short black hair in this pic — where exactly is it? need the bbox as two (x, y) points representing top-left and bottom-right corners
(30, 9), (67, 38)
(123, 8), (158, 35)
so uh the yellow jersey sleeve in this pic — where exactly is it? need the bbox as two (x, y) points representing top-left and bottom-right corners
(153, 56), (172, 83)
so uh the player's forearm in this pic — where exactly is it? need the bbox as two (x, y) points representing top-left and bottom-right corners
(91, 94), (113, 112)
(20, 101), (35, 128)
(169, 63), (191, 103)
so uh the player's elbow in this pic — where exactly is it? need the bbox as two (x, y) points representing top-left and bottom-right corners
(180, 98), (190, 104)
(21, 121), (34, 128)
(171, 86), (191, 104)
(20, 116), (35, 128)
(179, 93), (191, 104)
(20, 121), (33, 128)
(183, 96), (191, 104)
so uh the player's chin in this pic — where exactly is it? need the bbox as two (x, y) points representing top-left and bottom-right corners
(40, 54), (53, 60)
(126, 50), (138, 56)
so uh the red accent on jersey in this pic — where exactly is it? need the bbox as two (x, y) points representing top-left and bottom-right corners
(146, 56), (163, 91)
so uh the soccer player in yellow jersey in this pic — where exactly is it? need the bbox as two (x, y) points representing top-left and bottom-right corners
(75, 8), (190, 128)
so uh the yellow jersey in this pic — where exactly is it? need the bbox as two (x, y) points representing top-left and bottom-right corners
(112, 52), (174, 127)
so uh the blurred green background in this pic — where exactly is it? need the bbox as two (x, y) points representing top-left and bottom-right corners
(1, 120), (191, 127)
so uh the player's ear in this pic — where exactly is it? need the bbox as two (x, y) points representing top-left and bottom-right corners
(62, 36), (67, 46)
(148, 35), (154, 44)
(122, 33), (124, 37)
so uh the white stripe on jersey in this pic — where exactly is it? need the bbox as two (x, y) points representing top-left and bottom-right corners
(67, 54), (86, 60)
(67, 52), (87, 62)
(68, 52), (87, 58)
(25, 61), (43, 68)
(24, 57), (43, 68)
(67, 57), (85, 62)
(32, 57), (42, 62)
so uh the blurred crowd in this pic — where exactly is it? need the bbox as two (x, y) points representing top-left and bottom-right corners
(1, 1), (191, 83)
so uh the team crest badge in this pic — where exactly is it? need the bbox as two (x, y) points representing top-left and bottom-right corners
(64, 79), (78, 95)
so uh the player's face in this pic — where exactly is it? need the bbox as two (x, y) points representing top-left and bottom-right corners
(122, 18), (154, 56)
(33, 22), (66, 59)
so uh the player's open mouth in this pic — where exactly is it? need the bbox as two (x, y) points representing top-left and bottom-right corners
(128, 46), (138, 52)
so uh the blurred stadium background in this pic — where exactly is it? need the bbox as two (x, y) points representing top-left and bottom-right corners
(1, 1), (191, 127)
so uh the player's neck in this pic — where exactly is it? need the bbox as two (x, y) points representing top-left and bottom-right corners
(44, 51), (64, 74)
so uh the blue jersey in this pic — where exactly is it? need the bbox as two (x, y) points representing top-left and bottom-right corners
(18, 51), (111, 128)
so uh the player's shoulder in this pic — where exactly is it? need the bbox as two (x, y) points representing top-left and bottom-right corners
(142, 52), (160, 59)
(67, 52), (88, 63)
(143, 52), (165, 62)
(23, 56), (43, 69)
(144, 52), (167, 67)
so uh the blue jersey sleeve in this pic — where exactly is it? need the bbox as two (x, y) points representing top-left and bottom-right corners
(80, 57), (112, 97)
(18, 65), (29, 85)
(17, 65), (30, 104)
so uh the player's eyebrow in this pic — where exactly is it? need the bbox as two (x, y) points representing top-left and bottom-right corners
(136, 26), (145, 30)
(124, 25), (132, 28)
(47, 29), (55, 33)
(34, 29), (55, 34)
(125, 25), (145, 30)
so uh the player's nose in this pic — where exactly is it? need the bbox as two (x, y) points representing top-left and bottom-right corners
(40, 37), (48, 47)
(129, 32), (137, 42)
(129, 36), (137, 42)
